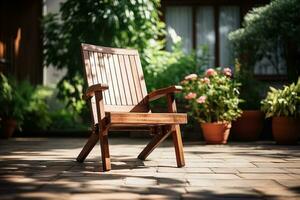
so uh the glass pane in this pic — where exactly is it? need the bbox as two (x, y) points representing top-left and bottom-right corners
(219, 6), (240, 68)
(165, 6), (193, 53)
(196, 6), (215, 68)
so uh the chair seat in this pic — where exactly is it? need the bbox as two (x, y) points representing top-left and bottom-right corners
(107, 112), (187, 125)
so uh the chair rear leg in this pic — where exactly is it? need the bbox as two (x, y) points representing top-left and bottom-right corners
(171, 124), (185, 167)
(77, 131), (98, 163)
(99, 128), (111, 171)
(138, 126), (171, 160)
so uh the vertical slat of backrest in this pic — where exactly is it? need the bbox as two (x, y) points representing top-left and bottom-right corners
(107, 53), (121, 105)
(88, 52), (98, 85)
(82, 50), (98, 124)
(129, 55), (143, 102)
(123, 55), (138, 105)
(83, 51), (93, 86)
(90, 52), (106, 104)
(97, 53), (111, 105)
(118, 55), (133, 105)
(103, 53), (116, 105)
(134, 55), (148, 97)
(113, 54), (127, 105)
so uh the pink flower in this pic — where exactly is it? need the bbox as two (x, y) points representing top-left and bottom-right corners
(205, 68), (217, 77)
(184, 92), (197, 100)
(223, 67), (232, 77)
(184, 74), (197, 80)
(201, 77), (210, 84)
(196, 96), (207, 104)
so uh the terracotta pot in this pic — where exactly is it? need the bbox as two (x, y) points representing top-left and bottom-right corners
(231, 110), (264, 141)
(201, 122), (231, 144)
(272, 117), (299, 145)
(1, 119), (17, 138)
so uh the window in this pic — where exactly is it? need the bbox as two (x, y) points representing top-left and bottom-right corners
(165, 7), (193, 53)
(165, 5), (240, 68)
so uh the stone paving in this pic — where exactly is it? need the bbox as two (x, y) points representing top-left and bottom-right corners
(0, 137), (300, 200)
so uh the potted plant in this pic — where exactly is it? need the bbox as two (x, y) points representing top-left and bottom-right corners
(261, 78), (300, 145)
(0, 73), (25, 138)
(231, 69), (265, 141)
(181, 68), (242, 144)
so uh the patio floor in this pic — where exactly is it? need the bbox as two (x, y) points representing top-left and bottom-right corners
(0, 137), (300, 200)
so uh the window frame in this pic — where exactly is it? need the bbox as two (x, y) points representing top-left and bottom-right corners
(161, 0), (283, 80)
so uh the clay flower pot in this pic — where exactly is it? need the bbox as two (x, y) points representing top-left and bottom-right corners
(201, 122), (231, 144)
(231, 110), (264, 141)
(1, 119), (17, 138)
(272, 117), (299, 145)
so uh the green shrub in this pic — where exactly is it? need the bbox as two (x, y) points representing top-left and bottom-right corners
(0, 73), (52, 130)
(261, 78), (300, 118)
(229, 0), (300, 81)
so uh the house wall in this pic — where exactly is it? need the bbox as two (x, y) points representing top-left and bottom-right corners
(0, 0), (43, 84)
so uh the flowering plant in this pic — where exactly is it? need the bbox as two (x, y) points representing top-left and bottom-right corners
(181, 68), (242, 123)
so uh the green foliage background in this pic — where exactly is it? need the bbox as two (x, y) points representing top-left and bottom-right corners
(43, 0), (207, 124)
(229, 0), (300, 81)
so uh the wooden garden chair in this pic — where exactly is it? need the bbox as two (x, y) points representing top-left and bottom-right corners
(76, 43), (187, 171)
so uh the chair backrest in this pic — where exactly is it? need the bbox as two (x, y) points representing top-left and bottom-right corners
(81, 43), (149, 123)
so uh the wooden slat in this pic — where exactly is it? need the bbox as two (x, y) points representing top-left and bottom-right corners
(97, 53), (111, 105)
(103, 53), (116, 105)
(129, 55), (143, 102)
(118, 55), (133, 105)
(107, 53), (121, 105)
(83, 51), (93, 86)
(93, 52), (109, 104)
(123, 55), (138, 104)
(82, 43), (139, 55)
(134, 55), (148, 97)
(90, 52), (107, 104)
(109, 112), (187, 125)
(89, 51), (98, 85)
(113, 54), (126, 105)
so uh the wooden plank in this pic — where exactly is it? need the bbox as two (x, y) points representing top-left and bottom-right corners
(113, 54), (127, 105)
(93, 52), (109, 104)
(123, 55), (138, 104)
(89, 51), (99, 85)
(107, 53), (121, 105)
(103, 53), (116, 105)
(148, 85), (182, 101)
(83, 51), (93, 86)
(97, 53), (111, 105)
(118, 55), (133, 105)
(82, 43), (138, 55)
(129, 55), (143, 102)
(109, 112), (187, 125)
(134, 55), (148, 97)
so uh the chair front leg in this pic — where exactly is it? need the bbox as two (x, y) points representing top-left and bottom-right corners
(171, 124), (185, 167)
(95, 91), (111, 171)
(167, 94), (185, 167)
(99, 127), (111, 171)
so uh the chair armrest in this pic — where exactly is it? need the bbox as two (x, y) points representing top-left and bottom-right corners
(83, 84), (109, 100)
(148, 85), (182, 102)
